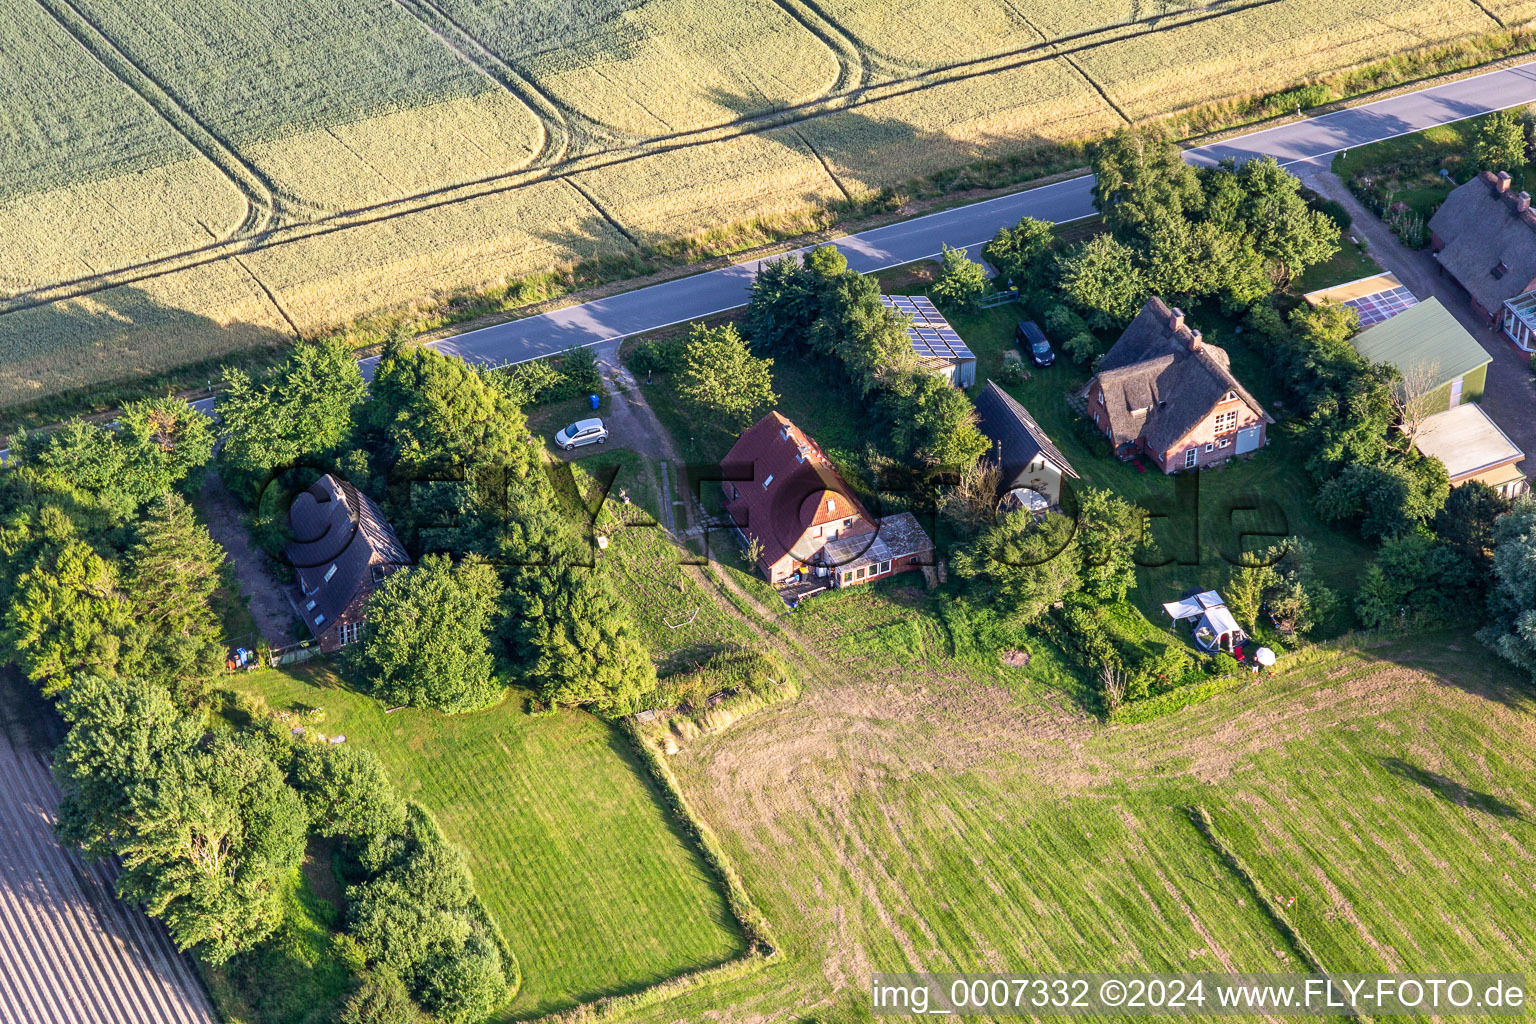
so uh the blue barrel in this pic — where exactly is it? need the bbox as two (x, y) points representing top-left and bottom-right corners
(589, 393), (600, 410)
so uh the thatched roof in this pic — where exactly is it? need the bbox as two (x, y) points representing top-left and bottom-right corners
(1091, 298), (1271, 454)
(1428, 170), (1536, 313)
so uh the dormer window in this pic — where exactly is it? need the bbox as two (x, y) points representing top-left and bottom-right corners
(1493, 261), (1509, 280)
(1224, 391), (1236, 401)
(762, 474), (774, 489)
(826, 498), (836, 512)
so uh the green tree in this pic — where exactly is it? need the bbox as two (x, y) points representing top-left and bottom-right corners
(1474, 109), (1527, 173)
(930, 244), (987, 314)
(744, 245), (847, 357)
(1225, 560), (1280, 628)
(347, 834), (508, 1023)
(1057, 234), (1148, 329)
(54, 677), (307, 964)
(6, 539), (129, 694)
(1228, 157), (1340, 281)
(508, 557), (657, 714)
(983, 217), (1055, 291)
(1356, 531), (1475, 630)
(218, 340), (366, 498)
(1075, 488), (1144, 601)
(1090, 128), (1205, 235)
(337, 970), (423, 1024)
(675, 323), (778, 427)
(952, 510), (1082, 622)
(18, 398), (214, 527)
(354, 555), (503, 714)
(884, 371), (988, 469)
(1314, 456), (1449, 540)
(120, 492), (226, 704)
(1435, 480), (1507, 573)
(287, 743), (407, 841)
(1483, 498), (1536, 675)
(368, 347), (531, 480)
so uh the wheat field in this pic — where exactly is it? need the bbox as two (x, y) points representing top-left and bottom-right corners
(0, 0), (1517, 406)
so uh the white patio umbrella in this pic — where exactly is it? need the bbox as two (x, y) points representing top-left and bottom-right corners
(1254, 647), (1277, 667)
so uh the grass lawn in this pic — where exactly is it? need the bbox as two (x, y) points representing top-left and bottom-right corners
(1289, 237), (1383, 295)
(578, 633), (1536, 1023)
(1330, 110), (1536, 223)
(228, 663), (746, 1019)
(943, 300), (1375, 634)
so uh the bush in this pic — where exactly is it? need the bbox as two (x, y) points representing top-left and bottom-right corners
(1208, 652), (1240, 675)
(1311, 198), (1352, 231)
(483, 346), (604, 407)
(628, 335), (687, 375)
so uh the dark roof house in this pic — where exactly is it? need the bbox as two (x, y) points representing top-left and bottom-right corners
(1428, 170), (1536, 322)
(1086, 298), (1272, 472)
(284, 474), (410, 649)
(974, 380), (1078, 508)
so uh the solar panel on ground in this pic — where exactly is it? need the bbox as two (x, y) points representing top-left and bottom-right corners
(879, 294), (976, 362)
(1343, 285), (1419, 327)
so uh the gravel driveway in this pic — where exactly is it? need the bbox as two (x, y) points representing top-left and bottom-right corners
(1304, 169), (1536, 470)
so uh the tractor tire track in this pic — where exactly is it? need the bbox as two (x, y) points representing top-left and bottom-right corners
(0, 730), (216, 1024)
(28, 0), (279, 236)
(1, 0), (1289, 316)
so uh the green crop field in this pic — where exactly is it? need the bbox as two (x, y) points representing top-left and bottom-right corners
(0, 0), (1516, 406)
(231, 662), (746, 1019)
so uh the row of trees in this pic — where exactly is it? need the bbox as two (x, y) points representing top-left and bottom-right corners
(746, 245), (988, 468)
(53, 675), (507, 1022)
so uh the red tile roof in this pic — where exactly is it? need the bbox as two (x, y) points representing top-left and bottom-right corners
(721, 411), (870, 572)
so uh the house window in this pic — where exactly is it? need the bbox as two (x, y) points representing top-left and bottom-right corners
(1215, 410), (1237, 433)
(842, 571), (852, 584)
(856, 567), (866, 580)
(762, 474), (774, 489)
(1204, 443), (1214, 453)
(843, 518), (852, 527)
(339, 621), (361, 646)
(323, 563), (338, 583)
(877, 560), (891, 574)
(1184, 448), (1198, 468)
(1093, 411), (1100, 426)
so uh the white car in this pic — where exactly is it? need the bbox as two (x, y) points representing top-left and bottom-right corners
(555, 417), (609, 450)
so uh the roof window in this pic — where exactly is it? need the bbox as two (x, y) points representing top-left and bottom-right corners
(305, 599), (316, 611)
(323, 563), (338, 583)
(314, 613), (326, 626)
(1493, 261), (1509, 280)
(762, 474), (775, 489)
(826, 498), (836, 512)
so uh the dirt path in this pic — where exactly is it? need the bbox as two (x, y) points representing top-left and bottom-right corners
(1304, 170), (1536, 468)
(196, 470), (294, 646)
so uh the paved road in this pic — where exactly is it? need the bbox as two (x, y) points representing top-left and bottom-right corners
(0, 729), (216, 1024)
(419, 58), (1536, 371)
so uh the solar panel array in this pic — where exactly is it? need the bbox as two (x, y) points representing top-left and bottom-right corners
(1344, 284), (1419, 327)
(880, 294), (975, 363)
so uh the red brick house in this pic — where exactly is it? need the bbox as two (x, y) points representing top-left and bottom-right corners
(1428, 170), (1536, 329)
(284, 474), (410, 650)
(721, 412), (933, 588)
(1085, 298), (1271, 473)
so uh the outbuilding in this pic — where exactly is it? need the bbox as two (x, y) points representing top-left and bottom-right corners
(881, 294), (976, 388)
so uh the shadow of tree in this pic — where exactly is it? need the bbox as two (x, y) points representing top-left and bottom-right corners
(1378, 756), (1526, 820)
(0, 280), (292, 427)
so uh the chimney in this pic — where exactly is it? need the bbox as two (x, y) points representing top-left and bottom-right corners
(1168, 307), (1185, 332)
(1187, 329), (1203, 352)
(1518, 191), (1532, 213)
(1497, 171), (1513, 193)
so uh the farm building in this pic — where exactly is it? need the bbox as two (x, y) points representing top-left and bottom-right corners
(1084, 298), (1271, 472)
(1411, 402), (1529, 499)
(881, 294), (976, 387)
(1428, 170), (1536, 335)
(1348, 297), (1489, 413)
(284, 474), (410, 651)
(720, 411), (932, 590)
(974, 379), (1079, 512)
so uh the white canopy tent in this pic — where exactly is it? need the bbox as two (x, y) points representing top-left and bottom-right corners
(1162, 590), (1246, 653)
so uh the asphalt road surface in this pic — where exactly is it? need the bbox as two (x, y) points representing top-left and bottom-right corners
(418, 57), (1536, 372)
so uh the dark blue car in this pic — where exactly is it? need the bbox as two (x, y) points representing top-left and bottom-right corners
(1016, 320), (1054, 367)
